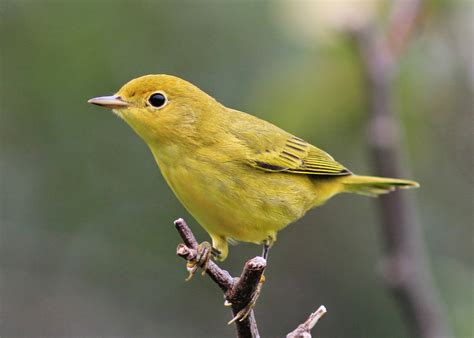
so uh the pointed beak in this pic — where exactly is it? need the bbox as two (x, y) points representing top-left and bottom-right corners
(88, 95), (129, 109)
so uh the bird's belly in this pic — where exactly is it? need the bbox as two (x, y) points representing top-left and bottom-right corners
(159, 159), (316, 244)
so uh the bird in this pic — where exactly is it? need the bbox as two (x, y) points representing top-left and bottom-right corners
(88, 74), (418, 265)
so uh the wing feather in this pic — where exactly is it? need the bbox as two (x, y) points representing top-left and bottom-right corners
(249, 136), (351, 176)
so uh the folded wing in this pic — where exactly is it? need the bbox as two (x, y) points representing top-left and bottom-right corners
(249, 135), (351, 176)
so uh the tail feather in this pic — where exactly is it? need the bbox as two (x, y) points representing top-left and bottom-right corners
(341, 175), (419, 197)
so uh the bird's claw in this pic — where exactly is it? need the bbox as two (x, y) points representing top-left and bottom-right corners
(185, 241), (213, 281)
(227, 274), (266, 324)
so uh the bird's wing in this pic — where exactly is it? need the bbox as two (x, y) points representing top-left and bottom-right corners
(248, 135), (351, 176)
(225, 109), (351, 176)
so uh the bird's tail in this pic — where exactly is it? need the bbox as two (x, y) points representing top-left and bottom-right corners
(340, 175), (419, 197)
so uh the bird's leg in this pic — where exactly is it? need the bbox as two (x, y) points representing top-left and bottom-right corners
(185, 241), (217, 281)
(262, 242), (271, 261)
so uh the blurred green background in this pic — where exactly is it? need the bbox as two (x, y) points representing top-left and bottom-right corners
(1, 1), (472, 337)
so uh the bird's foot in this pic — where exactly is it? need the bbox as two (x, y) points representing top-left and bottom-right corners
(185, 241), (218, 281)
(227, 274), (266, 324)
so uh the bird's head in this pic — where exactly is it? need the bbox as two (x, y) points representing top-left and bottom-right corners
(88, 74), (222, 146)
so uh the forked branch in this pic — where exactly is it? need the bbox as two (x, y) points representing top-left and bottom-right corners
(174, 218), (327, 338)
(175, 218), (263, 338)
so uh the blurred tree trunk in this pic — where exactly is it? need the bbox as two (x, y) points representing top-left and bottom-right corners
(352, 1), (452, 337)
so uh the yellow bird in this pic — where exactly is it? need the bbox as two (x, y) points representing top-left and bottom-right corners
(89, 74), (418, 262)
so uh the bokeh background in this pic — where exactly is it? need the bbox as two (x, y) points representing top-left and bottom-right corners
(1, 1), (472, 337)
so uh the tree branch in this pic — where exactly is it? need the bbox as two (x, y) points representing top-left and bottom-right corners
(174, 218), (263, 338)
(386, 0), (424, 58)
(349, 1), (452, 337)
(286, 305), (327, 338)
(175, 218), (328, 337)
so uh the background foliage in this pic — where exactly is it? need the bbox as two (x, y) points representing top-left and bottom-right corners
(1, 1), (472, 337)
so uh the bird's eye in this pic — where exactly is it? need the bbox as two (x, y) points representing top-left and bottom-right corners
(148, 92), (167, 108)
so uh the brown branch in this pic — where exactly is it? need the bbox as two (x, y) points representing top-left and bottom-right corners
(386, 0), (424, 58)
(349, 1), (452, 338)
(175, 218), (329, 337)
(286, 306), (327, 338)
(174, 218), (264, 338)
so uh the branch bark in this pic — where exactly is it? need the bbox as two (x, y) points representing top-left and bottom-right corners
(349, 1), (452, 337)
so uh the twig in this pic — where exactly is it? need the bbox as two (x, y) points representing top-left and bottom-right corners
(349, 1), (452, 337)
(175, 218), (199, 248)
(286, 306), (327, 338)
(174, 218), (264, 338)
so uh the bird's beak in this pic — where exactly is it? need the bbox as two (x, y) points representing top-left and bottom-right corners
(88, 95), (129, 109)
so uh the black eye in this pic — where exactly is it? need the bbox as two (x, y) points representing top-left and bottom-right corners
(148, 93), (167, 108)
